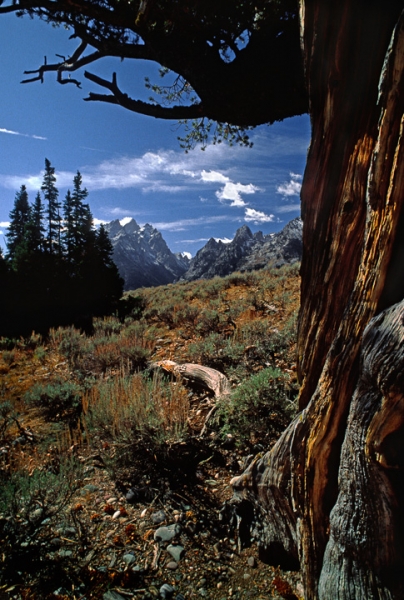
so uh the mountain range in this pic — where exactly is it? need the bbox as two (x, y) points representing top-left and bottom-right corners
(106, 217), (302, 291)
(104, 219), (190, 291)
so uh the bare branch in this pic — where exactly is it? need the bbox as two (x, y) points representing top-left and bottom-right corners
(84, 71), (204, 120)
(20, 41), (109, 88)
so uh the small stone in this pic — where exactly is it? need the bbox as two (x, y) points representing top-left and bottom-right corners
(141, 508), (148, 517)
(50, 538), (62, 547)
(167, 544), (185, 562)
(151, 510), (167, 524)
(83, 484), (98, 493)
(103, 591), (126, 600)
(166, 561), (178, 570)
(198, 589), (208, 598)
(243, 573), (251, 580)
(112, 510), (122, 519)
(59, 550), (73, 558)
(30, 508), (43, 521)
(107, 497), (117, 504)
(159, 583), (175, 599)
(123, 553), (136, 566)
(154, 524), (181, 542)
(126, 488), (141, 504)
(247, 556), (256, 568)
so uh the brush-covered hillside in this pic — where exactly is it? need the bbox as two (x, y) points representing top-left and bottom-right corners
(0, 264), (303, 600)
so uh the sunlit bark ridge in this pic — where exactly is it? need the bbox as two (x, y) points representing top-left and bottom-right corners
(232, 3), (404, 598)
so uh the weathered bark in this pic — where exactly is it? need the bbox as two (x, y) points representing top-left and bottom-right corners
(232, 3), (404, 599)
(319, 300), (404, 599)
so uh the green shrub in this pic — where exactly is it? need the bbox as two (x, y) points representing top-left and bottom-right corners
(24, 380), (83, 423)
(33, 345), (47, 363)
(0, 401), (13, 442)
(55, 326), (85, 368)
(0, 458), (83, 588)
(2, 350), (15, 366)
(215, 367), (298, 447)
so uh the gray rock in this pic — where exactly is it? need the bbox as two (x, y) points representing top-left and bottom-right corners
(166, 561), (178, 570)
(159, 583), (175, 599)
(81, 484), (98, 493)
(151, 510), (167, 524)
(29, 508), (43, 522)
(166, 544), (185, 562)
(103, 591), (127, 600)
(247, 556), (256, 568)
(154, 524), (181, 542)
(123, 553), (136, 566)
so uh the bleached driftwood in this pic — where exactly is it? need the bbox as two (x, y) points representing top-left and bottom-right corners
(150, 360), (230, 398)
(150, 360), (231, 436)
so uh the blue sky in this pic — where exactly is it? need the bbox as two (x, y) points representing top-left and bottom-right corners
(0, 12), (311, 256)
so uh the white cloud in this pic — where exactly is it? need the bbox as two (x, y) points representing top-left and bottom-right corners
(216, 181), (260, 207)
(102, 207), (139, 218)
(201, 169), (260, 207)
(1, 146), (262, 212)
(244, 208), (274, 223)
(93, 218), (108, 227)
(0, 127), (46, 140)
(201, 170), (229, 184)
(120, 217), (134, 226)
(0, 221), (10, 228)
(176, 238), (210, 244)
(214, 237), (233, 244)
(277, 204), (301, 213)
(276, 172), (302, 198)
(153, 215), (236, 232)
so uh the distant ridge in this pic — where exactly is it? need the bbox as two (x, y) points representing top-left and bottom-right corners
(105, 217), (302, 291)
(105, 218), (190, 291)
(181, 217), (302, 281)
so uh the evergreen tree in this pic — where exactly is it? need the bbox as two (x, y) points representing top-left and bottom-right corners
(6, 185), (31, 263)
(62, 189), (74, 262)
(63, 172), (94, 267)
(29, 191), (45, 253)
(41, 158), (61, 255)
(85, 224), (123, 316)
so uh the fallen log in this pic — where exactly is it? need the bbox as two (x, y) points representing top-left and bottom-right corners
(149, 360), (231, 398)
(149, 360), (231, 436)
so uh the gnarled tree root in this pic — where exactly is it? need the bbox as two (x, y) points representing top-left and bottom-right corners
(231, 300), (404, 600)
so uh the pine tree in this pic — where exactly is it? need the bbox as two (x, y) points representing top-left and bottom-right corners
(6, 185), (31, 263)
(71, 171), (93, 258)
(27, 191), (45, 254)
(41, 158), (61, 255)
(63, 172), (94, 267)
(62, 189), (74, 263)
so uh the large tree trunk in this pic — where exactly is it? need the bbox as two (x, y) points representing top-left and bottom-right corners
(231, 2), (404, 598)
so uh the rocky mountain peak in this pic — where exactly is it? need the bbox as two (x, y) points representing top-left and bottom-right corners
(105, 218), (190, 291)
(181, 217), (302, 282)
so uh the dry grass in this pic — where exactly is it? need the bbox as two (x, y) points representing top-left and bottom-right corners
(82, 367), (190, 445)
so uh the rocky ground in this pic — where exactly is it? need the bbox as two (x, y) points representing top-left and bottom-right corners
(0, 435), (303, 600)
(0, 268), (302, 599)
(0, 373), (303, 600)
